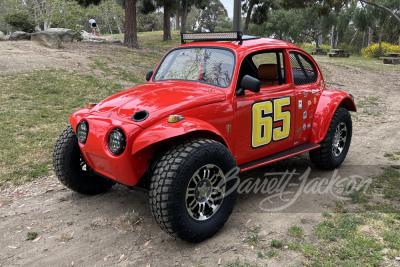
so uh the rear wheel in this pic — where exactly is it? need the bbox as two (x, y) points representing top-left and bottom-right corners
(53, 126), (114, 195)
(310, 107), (352, 169)
(149, 139), (238, 243)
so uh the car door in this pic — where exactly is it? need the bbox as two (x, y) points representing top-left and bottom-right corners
(234, 50), (295, 165)
(288, 51), (323, 146)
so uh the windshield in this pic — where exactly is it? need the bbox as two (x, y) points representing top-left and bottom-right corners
(153, 48), (235, 88)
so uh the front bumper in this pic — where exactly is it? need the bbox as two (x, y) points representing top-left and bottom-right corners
(70, 110), (145, 186)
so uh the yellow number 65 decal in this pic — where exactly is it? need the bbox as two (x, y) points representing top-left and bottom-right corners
(252, 97), (291, 148)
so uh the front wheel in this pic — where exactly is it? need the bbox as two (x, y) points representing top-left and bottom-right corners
(53, 126), (114, 195)
(149, 139), (238, 243)
(310, 107), (352, 169)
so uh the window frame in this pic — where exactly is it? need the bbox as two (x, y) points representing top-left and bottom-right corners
(152, 46), (236, 89)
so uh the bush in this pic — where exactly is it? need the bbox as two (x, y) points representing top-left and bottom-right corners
(336, 42), (359, 55)
(5, 11), (35, 33)
(70, 24), (84, 42)
(362, 42), (400, 58)
(299, 43), (330, 52)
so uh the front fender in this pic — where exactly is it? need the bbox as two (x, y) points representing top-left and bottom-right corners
(131, 117), (229, 155)
(310, 90), (356, 144)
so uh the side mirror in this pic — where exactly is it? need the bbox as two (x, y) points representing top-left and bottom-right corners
(146, 70), (154, 81)
(237, 75), (260, 96)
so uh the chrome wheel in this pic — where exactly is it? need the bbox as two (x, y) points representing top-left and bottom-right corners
(332, 122), (347, 157)
(186, 164), (226, 221)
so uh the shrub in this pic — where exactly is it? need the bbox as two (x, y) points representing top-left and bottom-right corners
(299, 43), (330, 51)
(361, 42), (400, 58)
(70, 24), (84, 42)
(5, 11), (35, 33)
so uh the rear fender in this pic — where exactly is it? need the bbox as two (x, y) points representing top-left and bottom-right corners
(310, 90), (356, 144)
(131, 117), (229, 157)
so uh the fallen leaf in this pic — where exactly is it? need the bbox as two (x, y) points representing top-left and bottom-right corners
(212, 249), (219, 253)
(117, 254), (125, 263)
(32, 236), (42, 242)
(8, 246), (17, 249)
(71, 261), (74, 266)
(144, 240), (151, 247)
(45, 189), (54, 193)
(246, 219), (251, 223)
(218, 258), (221, 265)
(0, 201), (6, 206)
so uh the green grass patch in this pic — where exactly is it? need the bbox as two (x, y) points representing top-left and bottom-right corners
(270, 239), (282, 248)
(245, 225), (261, 246)
(0, 69), (124, 185)
(224, 258), (257, 267)
(287, 225), (304, 238)
(27, 232), (38, 240)
(267, 249), (279, 258)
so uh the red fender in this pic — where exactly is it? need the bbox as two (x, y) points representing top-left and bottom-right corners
(310, 90), (356, 144)
(131, 117), (229, 156)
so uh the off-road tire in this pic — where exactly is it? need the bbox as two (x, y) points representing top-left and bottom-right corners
(149, 138), (238, 243)
(53, 126), (114, 195)
(310, 107), (352, 169)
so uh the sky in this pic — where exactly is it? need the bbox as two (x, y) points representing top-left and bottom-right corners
(220, 0), (234, 18)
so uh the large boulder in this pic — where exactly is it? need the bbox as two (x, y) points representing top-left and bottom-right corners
(31, 32), (62, 49)
(82, 36), (106, 43)
(107, 37), (122, 44)
(45, 28), (75, 42)
(9, 31), (31, 41)
(0, 31), (5, 41)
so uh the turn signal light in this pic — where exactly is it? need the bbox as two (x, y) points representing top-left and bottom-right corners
(168, 115), (185, 123)
(87, 102), (97, 109)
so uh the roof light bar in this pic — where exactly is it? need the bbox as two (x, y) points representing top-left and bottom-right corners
(181, 31), (243, 45)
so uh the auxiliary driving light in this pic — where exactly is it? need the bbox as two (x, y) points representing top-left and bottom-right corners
(108, 128), (126, 155)
(76, 121), (89, 144)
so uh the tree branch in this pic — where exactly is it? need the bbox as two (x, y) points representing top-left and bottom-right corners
(359, 0), (400, 23)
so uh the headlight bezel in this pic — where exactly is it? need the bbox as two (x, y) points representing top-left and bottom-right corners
(108, 128), (126, 155)
(76, 121), (89, 144)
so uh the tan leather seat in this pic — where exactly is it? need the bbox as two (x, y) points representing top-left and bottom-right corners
(258, 64), (279, 87)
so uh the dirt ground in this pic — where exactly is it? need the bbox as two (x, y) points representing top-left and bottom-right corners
(0, 40), (399, 267)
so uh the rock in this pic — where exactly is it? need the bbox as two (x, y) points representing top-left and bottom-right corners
(9, 31), (31, 41)
(0, 31), (5, 41)
(107, 38), (122, 44)
(82, 36), (106, 43)
(45, 28), (75, 42)
(31, 32), (62, 49)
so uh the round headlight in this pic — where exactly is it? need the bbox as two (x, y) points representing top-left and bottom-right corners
(108, 128), (126, 155)
(76, 121), (89, 144)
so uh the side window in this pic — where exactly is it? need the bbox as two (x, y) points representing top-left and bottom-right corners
(251, 51), (285, 88)
(289, 52), (318, 86)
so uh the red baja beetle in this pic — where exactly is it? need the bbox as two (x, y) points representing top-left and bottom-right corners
(53, 32), (356, 242)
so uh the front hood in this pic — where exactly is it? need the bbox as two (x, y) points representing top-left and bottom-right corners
(89, 81), (226, 128)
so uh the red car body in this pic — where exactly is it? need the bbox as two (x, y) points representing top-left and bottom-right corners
(69, 38), (356, 187)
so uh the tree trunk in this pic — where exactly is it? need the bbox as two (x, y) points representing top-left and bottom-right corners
(378, 30), (383, 57)
(176, 9), (180, 30)
(362, 30), (367, 48)
(163, 0), (172, 41)
(124, 0), (140, 49)
(181, 0), (188, 34)
(315, 35), (320, 49)
(349, 29), (358, 47)
(368, 27), (373, 45)
(243, 0), (255, 35)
